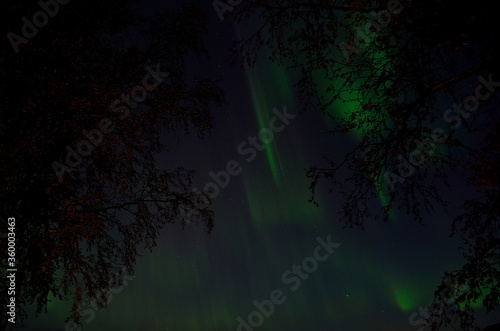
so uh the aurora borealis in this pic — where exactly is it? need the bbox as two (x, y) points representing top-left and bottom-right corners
(7, 1), (500, 331)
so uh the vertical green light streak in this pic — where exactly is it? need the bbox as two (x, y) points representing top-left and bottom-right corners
(242, 60), (329, 228)
(245, 66), (281, 185)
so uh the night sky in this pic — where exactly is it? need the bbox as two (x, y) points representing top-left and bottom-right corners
(6, 0), (500, 330)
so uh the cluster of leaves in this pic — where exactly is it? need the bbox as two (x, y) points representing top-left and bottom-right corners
(426, 119), (500, 330)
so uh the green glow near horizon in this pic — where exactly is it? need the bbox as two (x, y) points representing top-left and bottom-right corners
(392, 283), (419, 312)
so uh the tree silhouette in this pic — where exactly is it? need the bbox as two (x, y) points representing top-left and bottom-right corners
(0, 1), (224, 327)
(228, 0), (499, 329)
(425, 120), (500, 330)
